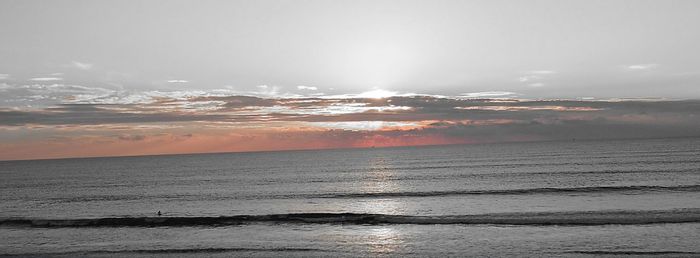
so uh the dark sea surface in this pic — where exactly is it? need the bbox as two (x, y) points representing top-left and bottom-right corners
(1, 137), (700, 257)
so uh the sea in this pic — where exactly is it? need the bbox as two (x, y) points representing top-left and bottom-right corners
(1, 137), (699, 257)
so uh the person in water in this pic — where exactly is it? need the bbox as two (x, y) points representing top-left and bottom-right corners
(157, 211), (161, 216)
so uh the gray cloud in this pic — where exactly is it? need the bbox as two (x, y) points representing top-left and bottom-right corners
(1, 96), (699, 143)
(0, 104), (231, 126)
(625, 64), (658, 71)
(0, 83), (115, 107)
(460, 91), (517, 98)
(71, 61), (94, 70)
(297, 86), (318, 91)
(420, 117), (700, 142)
(192, 95), (279, 109)
(117, 134), (146, 141)
(29, 77), (63, 82)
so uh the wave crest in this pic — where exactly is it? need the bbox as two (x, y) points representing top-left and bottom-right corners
(310, 185), (700, 199)
(2, 209), (699, 228)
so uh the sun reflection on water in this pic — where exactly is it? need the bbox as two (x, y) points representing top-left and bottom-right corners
(365, 226), (404, 255)
(363, 158), (397, 192)
(357, 157), (404, 214)
(358, 157), (405, 255)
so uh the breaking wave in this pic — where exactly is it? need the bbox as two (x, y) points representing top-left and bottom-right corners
(309, 185), (700, 199)
(0, 247), (326, 257)
(567, 250), (700, 255)
(2, 209), (699, 228)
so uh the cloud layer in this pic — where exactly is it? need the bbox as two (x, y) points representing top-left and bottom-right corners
(2, 87), (700, 160)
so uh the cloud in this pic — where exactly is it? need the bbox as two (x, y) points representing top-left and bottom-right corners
(460, 91), (517, 98)
(297, 85), (318, 91)
(518, 76), (533, 82)
(166, 80), (189, 83)
(3, 95), (700, 160)
(455, 105), (602, 112)
(30, 77), (63, 81)
(626, 64), (658, 70)
(3, 93), (700, 138)
(249, 85), (285, 97)
(193, 95), (279, 109)
(72, 61), (93, 70)
(0, 104), (231, 126)
(0, 83), (117, 107)
(529, 70), (556, 75)
(118, 134), (146, 141)
(311, 121), (419, 131)
(417, 117), (700, 144)
(343, 89), (396, 99)
(518, 70), (556, 86)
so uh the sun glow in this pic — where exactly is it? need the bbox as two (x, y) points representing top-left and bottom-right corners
(356, 89), (398, 99)
(334, 37), (417, 88)
(357, 43), (402, 81)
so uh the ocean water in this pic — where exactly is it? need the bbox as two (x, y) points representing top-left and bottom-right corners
(1, 137), (699, 257)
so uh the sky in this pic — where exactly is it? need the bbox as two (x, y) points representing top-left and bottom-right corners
(1, 0), (700, 160)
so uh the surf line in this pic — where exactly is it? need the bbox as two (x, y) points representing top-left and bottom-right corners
(2, 209), (700, 228)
